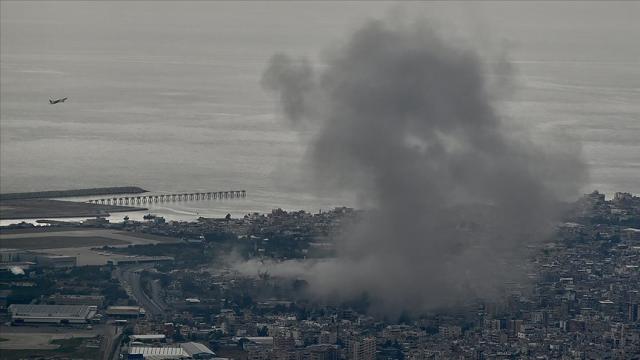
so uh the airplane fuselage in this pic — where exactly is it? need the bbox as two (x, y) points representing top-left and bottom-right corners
(49, 97), (68, 104)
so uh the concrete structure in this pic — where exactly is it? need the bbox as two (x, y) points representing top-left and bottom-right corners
(0, 262), (34, 273)
(130, 334), (167, 343)
(35, 254), (77, 268)
(299, 344), (338, 360)
(233, 337), (273, 347)
(107, 256), (174, 266)
(318, 331), (337, 345)
(350, 337), (376, 360)
(107, 305), (146, 317)
(48, 294), (105, 307)
(274, 331), (295, 350)
(87, 190), (246, 205)
(622, 228), (640, 242)
(8, 304), (96, 324)
(128, 346), (188, 359)
(181, 342), (216, 359)
(127, 341), (214, 359)
(0, 248), (22, 262)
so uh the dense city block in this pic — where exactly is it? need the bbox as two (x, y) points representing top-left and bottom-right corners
(1, 191), (639, 359)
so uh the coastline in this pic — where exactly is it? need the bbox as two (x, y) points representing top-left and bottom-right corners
(0, 186), (147, 200)
(0, 199), (146, 220)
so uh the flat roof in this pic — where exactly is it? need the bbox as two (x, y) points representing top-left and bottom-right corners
(129, 343), (214, 358)
(106, 306), (145, 315)
(129, 346), (187, 357)
(9, 304), (93, 319)
(108, 306), (143, 310)
(233, 336), (273, 345)
(131, 334), (166, 340)
(182, 341), (214, 355)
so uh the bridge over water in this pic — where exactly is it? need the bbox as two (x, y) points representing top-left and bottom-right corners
(86, 190), (246, 206)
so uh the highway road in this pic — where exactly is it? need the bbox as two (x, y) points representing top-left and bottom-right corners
(99, 323), (121, 360)
(114, 264), (167, 318)
(150, 278), (169, 310)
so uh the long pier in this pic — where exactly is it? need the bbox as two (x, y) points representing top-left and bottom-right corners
(86, 190), (246, 206)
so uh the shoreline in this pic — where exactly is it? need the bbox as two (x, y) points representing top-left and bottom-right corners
(0, 199), (146, 220)
(0, 186), (147, 200)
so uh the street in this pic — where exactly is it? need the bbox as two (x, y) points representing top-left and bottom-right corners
(114, 264), (167, 318)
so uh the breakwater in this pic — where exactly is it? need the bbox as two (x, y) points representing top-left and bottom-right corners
(87, 190), (246, 205)
(0, 186), (147, 200)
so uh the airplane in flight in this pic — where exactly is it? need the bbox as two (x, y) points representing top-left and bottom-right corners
(49, 97), (68, 104)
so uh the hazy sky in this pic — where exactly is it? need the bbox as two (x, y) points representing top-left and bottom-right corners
(2, 1), (639, 62)
(1, 1), (639, 200)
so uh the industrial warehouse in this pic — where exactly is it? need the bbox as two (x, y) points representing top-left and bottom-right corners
(8, 304), (97, 324)
(128, 341), (216, 359)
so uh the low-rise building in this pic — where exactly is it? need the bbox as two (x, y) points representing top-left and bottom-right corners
(48, 294), (105, 307)
(35, 254), (77, 268)
(8, 304), (96, 324)
(107, 305), (146, 318)
(127, 341), (215, 359)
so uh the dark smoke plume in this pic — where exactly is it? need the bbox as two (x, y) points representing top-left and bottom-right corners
(260, 19), (586, 315)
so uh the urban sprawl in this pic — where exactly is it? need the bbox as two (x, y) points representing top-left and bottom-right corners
(0, 191), (639, 359)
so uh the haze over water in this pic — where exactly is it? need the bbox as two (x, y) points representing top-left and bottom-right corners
(2, 2), (639, 218)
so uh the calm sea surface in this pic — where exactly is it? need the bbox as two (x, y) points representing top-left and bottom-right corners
(2, 2), (639, 223)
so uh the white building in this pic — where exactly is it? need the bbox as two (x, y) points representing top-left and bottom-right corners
(106, 305), (146, 317)
(8, 304), (96, 324)
(130, 334), (167, 343)
(128, 342), (215, 359)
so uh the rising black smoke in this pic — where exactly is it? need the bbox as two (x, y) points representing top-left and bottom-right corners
(259, 18), (586, 315)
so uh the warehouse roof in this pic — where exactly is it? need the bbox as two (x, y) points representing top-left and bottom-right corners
(129, 346), (188, 359)
(8, 304), (94, 319)
(181, 341), (215, 356)
(128, 342), (214, 359)
(130, 334), (166, 341)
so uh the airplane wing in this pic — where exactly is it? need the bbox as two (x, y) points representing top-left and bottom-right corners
(49, 97), (68, 104)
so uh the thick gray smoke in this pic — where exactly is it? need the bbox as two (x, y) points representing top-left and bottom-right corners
(260, 19), (586, 315)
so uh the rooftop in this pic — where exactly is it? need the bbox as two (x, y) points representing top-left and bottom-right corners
(8, 304), (94, 319)
(129, 342), (214, 359)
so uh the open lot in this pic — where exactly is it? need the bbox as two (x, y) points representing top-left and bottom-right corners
(0, 198), (145, 220)
(0, 325), (100, 350)
(0, 336), (101, 359)
(0, 236), (128, 250)
(0, 228), (178, 249)
(0, 333), (92, 350)
(0, 227), (180, 265)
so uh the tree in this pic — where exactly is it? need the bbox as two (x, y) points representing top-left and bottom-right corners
(173, 331), (185, 342)
(122, 326), (133, 344)
(210, 329), (225, 340)
(257, 326), (269, 337)
(237, 337), (250, 349)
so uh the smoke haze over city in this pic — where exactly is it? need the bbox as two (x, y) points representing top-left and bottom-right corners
(256, 17), (588, 314)
(2, 3), (640, 358)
